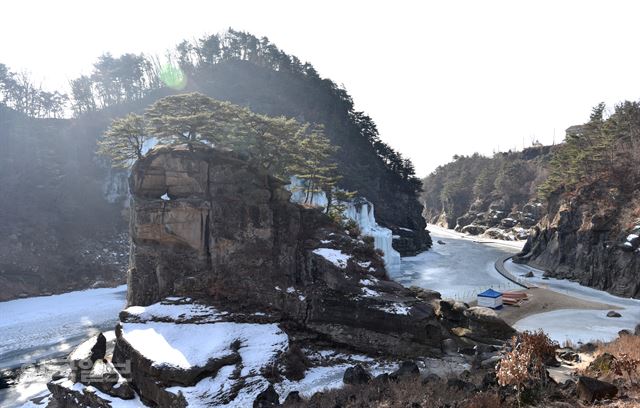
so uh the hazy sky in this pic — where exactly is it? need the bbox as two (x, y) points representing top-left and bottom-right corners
(2, 1), (639, 176)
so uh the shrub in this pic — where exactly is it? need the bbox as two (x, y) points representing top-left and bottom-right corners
(496, 330), (558, 407)
(612, 353), (640, 385)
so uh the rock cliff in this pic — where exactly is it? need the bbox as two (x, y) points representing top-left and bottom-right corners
(514, 182), (640, 299)
(45, 144), (515, 407)
(127, 143), (456, 354)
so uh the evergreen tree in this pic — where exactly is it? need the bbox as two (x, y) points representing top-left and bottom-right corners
(144, 92), (252, 145)
(98, 114), (149, 167)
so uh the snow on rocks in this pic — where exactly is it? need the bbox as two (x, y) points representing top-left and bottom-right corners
(376, 303), (412, 315)
(360, 287), (381, 298)
(120, 321), (287, 372)
(120, 301), (227, 323)
(47, 378), (144, 408)
(313, 248), (350, 268)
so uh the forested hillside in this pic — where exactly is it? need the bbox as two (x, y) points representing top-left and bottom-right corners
(0, 30), (429, 299)
(421, 145), (553, 239)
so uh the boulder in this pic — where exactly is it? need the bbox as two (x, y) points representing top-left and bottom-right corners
(635, 324), (640, 336)
(284, 391), (302, 405)
(446, 378), (476, 392)
(461, 224), (487, 236)
(438, 299), (467, 323)
(90, 333), (107, 362)
(390, 361), (420, 380)
(500, 218), (518, 228)
(464, 307), (516, 341)
(576, 376), (617, 402)
(455, 213), (477, 230)
(606, 310), (622, 318)
(254, 384), (280, 408)
(588, 353), (616, 373)
(557, 349), (580, 363)
(422, 373), (441, 384)
(523, 271), (534, 278)
(409, 286), (442, 302)
(343, 364), (372, 385)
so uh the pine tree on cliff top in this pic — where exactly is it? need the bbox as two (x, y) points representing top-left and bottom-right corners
(97, 113), (149, 168)
(99, 93), (344, 203)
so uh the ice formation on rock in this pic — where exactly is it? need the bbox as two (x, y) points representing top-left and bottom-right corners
(287, 177), (401, 268)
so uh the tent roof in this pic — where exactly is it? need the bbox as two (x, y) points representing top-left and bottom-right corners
(478, 288), (502, 298)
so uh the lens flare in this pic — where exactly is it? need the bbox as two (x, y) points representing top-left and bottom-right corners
(159, 65), (187, 90)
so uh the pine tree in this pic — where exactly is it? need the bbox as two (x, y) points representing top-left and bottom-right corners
(144, 92), (252, 145)
(287, 125), (339, 206)
(97, 114), (149, 167)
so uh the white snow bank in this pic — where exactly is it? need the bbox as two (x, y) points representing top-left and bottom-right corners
(313, 248), (350, 268)
(122, 302), (227, 323)
(121, 321), (287, 371)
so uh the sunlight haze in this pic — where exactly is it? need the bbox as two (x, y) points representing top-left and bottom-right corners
(2, 0), (639, 175)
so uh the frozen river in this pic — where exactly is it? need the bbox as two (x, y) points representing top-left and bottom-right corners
(390, 226), (523, 301)
(393, 226), (640, 345)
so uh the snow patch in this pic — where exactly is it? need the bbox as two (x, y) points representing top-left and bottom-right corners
(313, 248), (350, 268)
(122, 302), (226, 323)
(377, 303), (411, 315)
(121, 322), (287, 371)
(360, 287), (381, 298)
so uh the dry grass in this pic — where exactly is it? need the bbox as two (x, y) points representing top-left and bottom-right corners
(461, 391), (502, 408)
(596, 334), (640, 361)
(283, 377), (487, 408)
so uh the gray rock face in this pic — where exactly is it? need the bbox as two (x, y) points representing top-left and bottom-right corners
(514, 183), (640, 299)
(127, 144), (453, 356)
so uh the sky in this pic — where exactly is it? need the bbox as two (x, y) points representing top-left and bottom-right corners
(2, 0), (639, 176)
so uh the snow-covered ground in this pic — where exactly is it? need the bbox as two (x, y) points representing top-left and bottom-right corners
(391, 227), (522, 301)
(0, 285), (126, 370)
(506, 260), (640, 344)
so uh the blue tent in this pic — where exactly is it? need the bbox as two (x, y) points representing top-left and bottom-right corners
(477, 288), (503, 309)
(478, 288), (502, 298)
